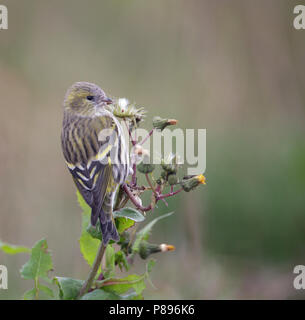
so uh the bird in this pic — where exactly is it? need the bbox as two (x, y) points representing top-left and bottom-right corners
(61, 82), (130, 245)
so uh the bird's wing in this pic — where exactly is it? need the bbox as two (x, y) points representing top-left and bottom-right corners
(63, 113), (118, 216)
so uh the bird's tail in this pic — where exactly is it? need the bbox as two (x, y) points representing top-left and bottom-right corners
(92, 192), (119, 245)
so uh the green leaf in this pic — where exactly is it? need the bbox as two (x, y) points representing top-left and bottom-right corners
(53, 277), (83, 300)
(23, 284), (54, 300)
(113, 207), (145, 222)
(115, 217), (136, 234)
(132, 212), (174, 253)
(114, 207), (145, 234)
(98, 274), (146, 295)
(104, 244), (116, 278)
(145, 259), (156, 289)
(121, 291), (143, 300)
(77, 191), (101, 267)
(39, 284), (54, 298)
(0, 240), (30, 255)
(20, 239), (53, 283)
(146, 259), (156, 274)
(23, 288), (37, 300)
(80, 289), (121, 300)
(115, 250), (130, 271)
(86, 224), (102, 241)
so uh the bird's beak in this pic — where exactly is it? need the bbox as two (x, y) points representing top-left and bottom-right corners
(102, 97), (113, 105)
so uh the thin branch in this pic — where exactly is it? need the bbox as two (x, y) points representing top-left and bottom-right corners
(78, 242), (107, 298)
(124, 119), (136, 146)
(131, 163), (137, 186)
(145, 173), (157, 196)
(140, 128), (154, 146)
(158, 187), (183, 200)
(146, 173), (168, 206)
(123, 183), (152, 212)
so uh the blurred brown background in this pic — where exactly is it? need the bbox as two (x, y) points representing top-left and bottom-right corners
(1, 0), (305, 299)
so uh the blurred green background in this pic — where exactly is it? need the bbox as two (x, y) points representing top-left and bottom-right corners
(1, 0), (305, 299)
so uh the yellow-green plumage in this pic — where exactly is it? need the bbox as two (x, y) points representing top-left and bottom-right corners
(61, 82), (130, 244)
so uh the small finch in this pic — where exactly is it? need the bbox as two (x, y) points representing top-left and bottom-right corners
(61, 82), (130, 244)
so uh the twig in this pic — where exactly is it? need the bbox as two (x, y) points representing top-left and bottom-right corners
(131, 163), (137, 186)
(123, 183), (152, 212)
(78, 242), (107, 298)
(34, 277), (39, 300)
(158, 188), (183, 200)
(145, 174), (168, 206)
(124, 119), (136, 146)
(124, 119), (138, 186)
(145, 173), (157, 196)
(140, 128), (154, 146)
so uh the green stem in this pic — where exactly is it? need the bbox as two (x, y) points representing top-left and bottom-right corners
(34, 277), (39, 300)
(78, 242), (107, 298)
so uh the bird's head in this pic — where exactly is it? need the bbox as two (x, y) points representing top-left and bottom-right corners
(63, 82), (112, 116)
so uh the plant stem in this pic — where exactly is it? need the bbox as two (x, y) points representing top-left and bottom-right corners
(124, 119), (136, 146)
(145, 173), (157, 196)
(131, 163), (137, 186)
(123, 183), (152, 212)
(140, 128), (154, 146)
(145, 174), (168, 206)
(158, 188), (183, 199)
(78, 242), (107, 298)
(34, 277), (39, 300)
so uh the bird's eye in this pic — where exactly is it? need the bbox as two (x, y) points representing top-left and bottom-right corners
(86, 95), (94, 101)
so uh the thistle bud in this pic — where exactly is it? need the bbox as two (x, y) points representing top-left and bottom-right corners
(161, 170), (167, 180)
(167, 173), (178, 185)
(138, 240), (175, 260)
(159, 244), (175, 252)
(137, 154), (155, 174)
(153, 116), (178, 131)
(161, 162), (177, 174)
(160, 154), (180, 174)
(181, 174), (206, 192)
(118, 231), (132, 254)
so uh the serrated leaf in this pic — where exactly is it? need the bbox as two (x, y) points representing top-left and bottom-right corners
(77, 191), (101, 267)
(20, 239), (53, 283)
(0, 240), (30, 255)
(104, 244), (115, 279)
(80, 289), (121, 300)
(98, 274), (146, 295)
(53, 277), (83, 300)
(132, 212), (174, 253)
